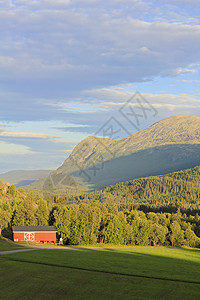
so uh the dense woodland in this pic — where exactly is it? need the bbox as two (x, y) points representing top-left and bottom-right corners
(63, 166), (200, 213)
(1, 174), (200, 247)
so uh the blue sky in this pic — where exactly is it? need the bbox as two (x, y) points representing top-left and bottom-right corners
(0, 0), (200, 173)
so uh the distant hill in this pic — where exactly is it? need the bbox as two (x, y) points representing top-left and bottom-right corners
(27, 115), (200, 192)
(0, 170), (53, 187)
(68, 165), (200, 209)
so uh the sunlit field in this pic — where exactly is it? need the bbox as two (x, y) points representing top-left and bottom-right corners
(0, 238), (24, 252)
(1, 245), (200, 299)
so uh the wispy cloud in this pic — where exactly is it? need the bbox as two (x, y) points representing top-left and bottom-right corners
(0, 0), (200, 171)
(0, 141), (33, 155)
(0, 128), (60, 139)
(0, 3), (200, 89)
(0, 124), (17, 128)
(178, 79), (200, 83)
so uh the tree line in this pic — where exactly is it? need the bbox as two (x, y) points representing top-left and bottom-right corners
(61, 166), (200, 212)
(53, 201), (200, 247)
(0, 181), (200, 247)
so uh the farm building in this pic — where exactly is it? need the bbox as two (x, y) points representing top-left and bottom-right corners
(12, 226), (57, 243)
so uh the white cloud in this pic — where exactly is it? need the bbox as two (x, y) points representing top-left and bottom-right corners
(12, 0), (71, 8)
(0, 0), (14, 7)
(0, 0), (200, 172)
(0, 124), (17, 127)
(83, 88), (200, 115)
(179, 79), (200, 83)
(0, 4), (200, 85)
(157, 0), (200, 6)
(42, 0), (70, 6)
(0, 128), (60, 139)
(173, 68), (197, 75)
(0, 141), (33, 155)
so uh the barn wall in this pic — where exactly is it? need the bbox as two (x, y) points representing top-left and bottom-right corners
(35, 232), (56, 242)
(13, 232), (56, 242)
(13, 232), (24, 241)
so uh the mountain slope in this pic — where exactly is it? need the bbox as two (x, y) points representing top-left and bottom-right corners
(29, 115), (200, 192)
(0, 170), (53, 187)
(67, 165), (200, 208)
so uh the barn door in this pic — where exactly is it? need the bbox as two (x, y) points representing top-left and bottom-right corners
(24, 232), (35, 241)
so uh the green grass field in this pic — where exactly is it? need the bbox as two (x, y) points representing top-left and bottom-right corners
(0, 238), (25, 252)
(0, 245), (200, 299)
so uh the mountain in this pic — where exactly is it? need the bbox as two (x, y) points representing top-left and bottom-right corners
(66, 164), (200, 210)
(0, 170), (53, 187)
(28, 115), (200, 192)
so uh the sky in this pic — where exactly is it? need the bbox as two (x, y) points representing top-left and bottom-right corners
(0, 0), (200, 173)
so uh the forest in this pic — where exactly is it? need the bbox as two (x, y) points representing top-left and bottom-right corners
(63, 165), (200, 213)
(0, 179), (200, 247)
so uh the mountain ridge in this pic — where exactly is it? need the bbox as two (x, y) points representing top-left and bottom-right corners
(26, 115), (200, 192)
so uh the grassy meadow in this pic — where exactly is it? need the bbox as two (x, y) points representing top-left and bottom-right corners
(0, 244), (200, 299)
(0, 238), (25, 252)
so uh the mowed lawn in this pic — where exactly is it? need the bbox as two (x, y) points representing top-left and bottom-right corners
(0, 246), (200, 299)
(0, 238), (25, 252)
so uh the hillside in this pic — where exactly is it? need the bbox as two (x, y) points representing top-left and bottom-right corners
(67, 165), (200, 210)
(28, 115), (200, 192)
(0, 170), (52, 187)
(1, 168), (200, 248)
(0, 181), (51, 237)
(1, 178), (200, 248)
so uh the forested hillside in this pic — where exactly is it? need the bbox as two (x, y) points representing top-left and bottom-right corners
(1, 167), (200, 247)
(0, 181), (50, 236)
(67, 165), (200, 212)
(1, 182), (200, 247)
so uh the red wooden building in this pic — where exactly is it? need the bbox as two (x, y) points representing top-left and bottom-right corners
(12, 226), (57, 243)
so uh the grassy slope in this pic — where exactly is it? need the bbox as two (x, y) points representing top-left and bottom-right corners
(1, 247), (200, 299)
(0, 238), (24, 251)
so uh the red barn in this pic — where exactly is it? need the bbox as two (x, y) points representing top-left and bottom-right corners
(12, 226), (57, 243)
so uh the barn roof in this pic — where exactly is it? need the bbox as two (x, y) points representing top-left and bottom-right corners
(12, 226), (57, 232)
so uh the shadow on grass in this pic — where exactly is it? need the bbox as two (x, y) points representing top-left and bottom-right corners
(3, 247), (200, 285)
